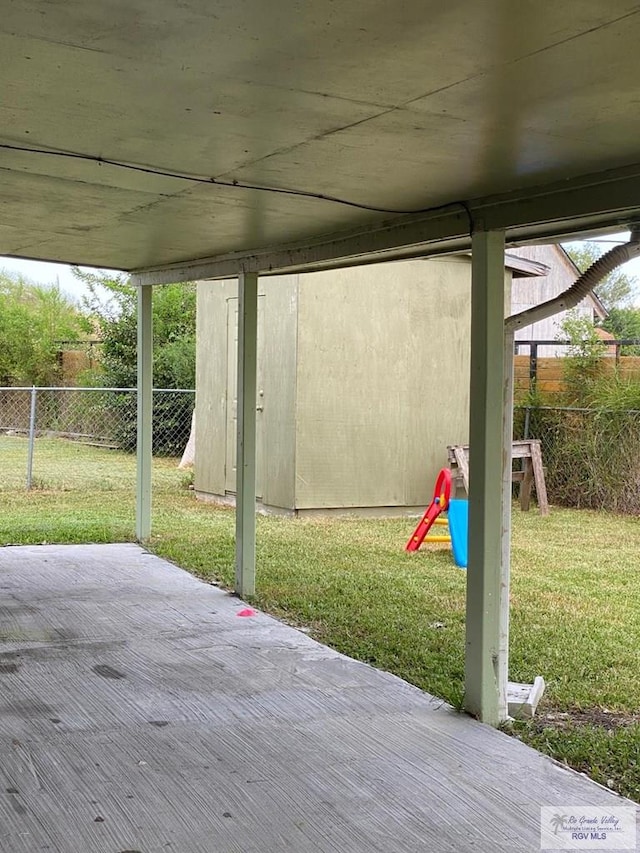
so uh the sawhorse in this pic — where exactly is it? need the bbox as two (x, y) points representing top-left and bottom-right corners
(447, 439), (549, 514)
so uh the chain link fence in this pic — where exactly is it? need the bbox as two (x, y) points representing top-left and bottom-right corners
(4, 389), (637, 514)
(514, 404), (640, 513)
(0, 387), (194, 492)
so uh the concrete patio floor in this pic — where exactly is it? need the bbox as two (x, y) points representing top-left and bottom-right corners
(0, 544), (635, 852)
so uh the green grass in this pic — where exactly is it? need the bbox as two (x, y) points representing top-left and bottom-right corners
(2, 436), (640, 799)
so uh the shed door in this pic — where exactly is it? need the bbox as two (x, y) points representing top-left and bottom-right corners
(225, 296), (265, 499)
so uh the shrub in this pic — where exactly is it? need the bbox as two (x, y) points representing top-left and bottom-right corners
(526, 405), (640, 513)
(109, 391), (194, 457)
(515, 313), (640, 512)
(76, 269), (196, 456)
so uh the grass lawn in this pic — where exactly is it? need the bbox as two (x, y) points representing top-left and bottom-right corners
(1, 436), (640, 800)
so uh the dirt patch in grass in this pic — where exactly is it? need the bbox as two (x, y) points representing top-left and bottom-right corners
(536, 708), (640, 730)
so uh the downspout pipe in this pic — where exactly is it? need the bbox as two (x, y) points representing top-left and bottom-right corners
(505, 226), (640, 332)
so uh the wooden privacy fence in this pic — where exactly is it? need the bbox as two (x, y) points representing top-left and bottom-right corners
(514, 355), (640, 397)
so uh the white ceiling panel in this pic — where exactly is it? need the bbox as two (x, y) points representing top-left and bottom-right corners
(2, 1), (640, 272)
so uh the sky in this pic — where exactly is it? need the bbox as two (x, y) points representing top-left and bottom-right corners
(2, 231), (640, 305)
(0, 257), (122, 304)
(561, 231), (640, 306)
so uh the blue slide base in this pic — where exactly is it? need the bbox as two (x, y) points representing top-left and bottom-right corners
(448, 499), (468, 569)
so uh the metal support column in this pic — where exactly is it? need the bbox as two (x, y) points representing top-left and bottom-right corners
(464, 229), (508, 725)
(136, 283), (153, 541)
(235, 271), (258, 598)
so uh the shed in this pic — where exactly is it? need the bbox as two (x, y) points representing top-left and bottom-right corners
(195, 246), (588, 514)
(196, 257), (475, 514)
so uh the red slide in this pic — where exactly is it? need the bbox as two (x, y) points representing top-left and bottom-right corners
(405, 468), (452, 552)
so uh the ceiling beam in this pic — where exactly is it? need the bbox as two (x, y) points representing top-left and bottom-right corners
(131, 162), (640, 285)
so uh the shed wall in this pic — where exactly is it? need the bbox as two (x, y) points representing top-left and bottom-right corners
(261, 276), (299, 509)
(293, 257), (474, 510)
(194, 277), (298, 508)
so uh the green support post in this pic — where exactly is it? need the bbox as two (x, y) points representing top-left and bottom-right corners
(136, 283), (153, 541)
(235, 271), (258, 598)
(464, 229), (508, 725)
(500, 327), (515, 715)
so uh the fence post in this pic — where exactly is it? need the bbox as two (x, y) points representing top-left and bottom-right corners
(529, 342), (538, 392)
(26, 385), (37, 490)
(523, 406), (531, 440)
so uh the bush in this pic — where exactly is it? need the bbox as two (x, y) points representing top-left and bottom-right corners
(109, 391), (194, 457)
(518, 315), (640, 512)
(0, 271), (89, 385)
(524, 405), (640, 513)
(76, 269), (196, 456)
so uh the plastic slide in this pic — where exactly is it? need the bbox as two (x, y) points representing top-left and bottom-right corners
(447, 498), (468, 569)
(405, 468), (451, 552)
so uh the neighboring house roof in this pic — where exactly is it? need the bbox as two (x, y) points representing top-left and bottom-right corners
(556, 244), (581, 278)
(587, 289), (608, 320)
(594, 327), (615, 340)
(503, 254), (550, 278)
(459, 251), (549, 278)
(556, 244), (608, 320)
(594, 327), (617, 354)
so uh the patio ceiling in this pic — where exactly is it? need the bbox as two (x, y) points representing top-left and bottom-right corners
(2, 1), (640, 277)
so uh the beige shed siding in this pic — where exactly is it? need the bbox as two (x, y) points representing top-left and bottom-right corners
(195, 257), (514, 513)
(194, 276), (299, 508)
(293, 258), (472, 510)
(401, 260), (475, 506)
(261, 276), (298, 509)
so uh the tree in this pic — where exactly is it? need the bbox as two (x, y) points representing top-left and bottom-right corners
(601, 306), (640, 352)
(0, 270), (89, 385)
(557, 312), (606, 401)
(563, 240), (639, 310)
(75, 268), (196, 454)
